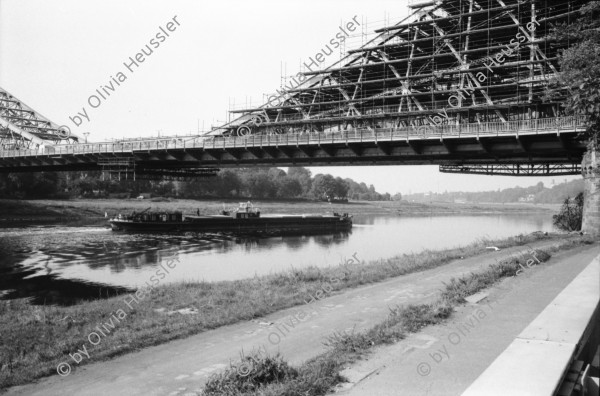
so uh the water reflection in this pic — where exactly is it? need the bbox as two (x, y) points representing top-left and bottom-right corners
(0, 213), (553, 305)
(0, 227), (351, 305)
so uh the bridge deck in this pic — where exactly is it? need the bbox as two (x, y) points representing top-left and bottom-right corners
(0, 116), (589, 171)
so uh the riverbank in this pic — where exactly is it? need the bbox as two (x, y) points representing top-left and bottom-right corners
(0, 232), (583, 390)
(202, 238), (597, 396)
(0, 198), (555, 227)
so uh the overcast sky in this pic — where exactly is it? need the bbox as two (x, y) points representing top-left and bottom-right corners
(0, 0), (580, 195)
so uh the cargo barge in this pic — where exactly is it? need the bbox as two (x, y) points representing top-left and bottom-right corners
(109, 202), (352, 234)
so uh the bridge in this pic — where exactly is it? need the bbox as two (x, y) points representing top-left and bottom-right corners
(0, 116), (588, 176)
(0, 0), (592, 178)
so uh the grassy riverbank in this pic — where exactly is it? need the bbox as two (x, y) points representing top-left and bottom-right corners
(0, 198), (554, 226)
(0, 232), (580, 390)
(202, 237), (595, 395)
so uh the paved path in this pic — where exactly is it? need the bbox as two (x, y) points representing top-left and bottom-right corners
(6, 239), (594, 396)
(333, 245), (600, 396)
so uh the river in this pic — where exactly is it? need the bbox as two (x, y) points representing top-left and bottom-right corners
(0, 213), (552, 305)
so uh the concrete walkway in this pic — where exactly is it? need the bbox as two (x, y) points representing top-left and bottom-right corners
(6, 239), (596, 396)
(333, 245), (599, 396)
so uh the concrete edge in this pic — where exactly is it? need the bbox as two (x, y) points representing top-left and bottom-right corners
(461, 253), (600, 396)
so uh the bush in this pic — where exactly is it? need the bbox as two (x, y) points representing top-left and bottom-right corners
(203, 353), (298, 395)
(552, 192), (584, 231)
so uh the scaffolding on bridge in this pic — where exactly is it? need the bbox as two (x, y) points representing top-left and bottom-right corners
(0, 87), (79, 150)
(96, 158), (219, 181)
(218, 0), (586, 143)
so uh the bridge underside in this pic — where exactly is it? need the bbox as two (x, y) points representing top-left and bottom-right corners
(0, 129), (586, 174)
(440, 163), (581, 175)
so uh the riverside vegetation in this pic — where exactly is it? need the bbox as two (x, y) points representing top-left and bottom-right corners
(0, 232), (582, 390)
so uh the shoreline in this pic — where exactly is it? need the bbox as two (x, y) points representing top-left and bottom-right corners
(0, 198), (555, 227)
(0, 231), (584, 390)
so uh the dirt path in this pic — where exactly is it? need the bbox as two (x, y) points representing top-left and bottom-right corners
(5, 239), (594, 396)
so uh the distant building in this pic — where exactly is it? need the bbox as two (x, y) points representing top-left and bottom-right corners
(518, 194), (535, 203)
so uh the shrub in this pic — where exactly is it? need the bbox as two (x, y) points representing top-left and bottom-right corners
(553, 192), (584, 231)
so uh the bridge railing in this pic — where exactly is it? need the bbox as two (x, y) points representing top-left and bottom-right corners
(199, 115), (586, 149)
(0, 116), (587, 159)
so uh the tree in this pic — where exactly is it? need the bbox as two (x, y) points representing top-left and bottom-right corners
(246, 171), (277, 198)
(0, 172), (61, 198)
(535, 182), (544, 192)
(277, 177), (303, 198)
(547, 2), (600, 143)
(552, 192), (584, 231)
(216, 169), (241, 197)
(267, 168), (286, 180)
(310, 174), (339, 199)
(288, 167), (312, 196)
(333, 177), (349, 199)
(153, 181), (175, 197)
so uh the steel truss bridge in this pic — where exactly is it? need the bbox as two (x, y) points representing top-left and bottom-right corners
(0, 0), (591, 177)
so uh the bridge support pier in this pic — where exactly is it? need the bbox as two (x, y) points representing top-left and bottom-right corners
(582, 144), (600, 235)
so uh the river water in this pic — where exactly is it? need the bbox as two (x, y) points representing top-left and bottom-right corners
(0, 213), (552, 305)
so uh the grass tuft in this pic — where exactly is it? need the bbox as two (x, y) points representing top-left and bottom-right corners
(203, 354), (297, 396)
(441, 249), (551, 304)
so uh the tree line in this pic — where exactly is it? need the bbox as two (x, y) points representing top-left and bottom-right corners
(403, 180), (584, 205)
(0, 167), (392, 201)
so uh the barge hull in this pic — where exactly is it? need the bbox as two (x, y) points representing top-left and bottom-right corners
(110, 216), (352, 234)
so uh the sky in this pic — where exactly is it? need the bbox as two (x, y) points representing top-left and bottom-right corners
(0, 0), (580, 195)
